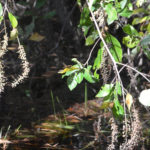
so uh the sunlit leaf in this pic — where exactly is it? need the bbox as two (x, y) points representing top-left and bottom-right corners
(115, 81), (122, 96)
(105, 3), (118, 25)
(58, 66), (79, 74)
(93, 48), (104, 69)
(120, 0), (128, 9)
(8, 12), (18, 28)
(105, 34), (123, 62)
(76, 72), (84, 84)
(126, 93), (133, 111)
(67, 74), (78, 91)
(123, 35), (140, 48)
(119, 7), (132, 18)
(0, 3), (3, 16)
(96, 84), (114, 98)
(132, 16), (150, 25)
(79, 7), (92, 27)
(86, 35), (95, 46)
(123, 24), (139, 36)
(139, 89), (150, 106)
(112, 99), (124, 119)
(84, 66), (97, 83)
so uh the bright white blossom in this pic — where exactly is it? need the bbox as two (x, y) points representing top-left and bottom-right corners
(139, 89), (150, 106)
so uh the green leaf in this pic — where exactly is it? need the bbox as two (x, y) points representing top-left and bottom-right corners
(0, 3), (3, 16)
(76, 72), (84, 84)
(119, 7), (132, 18)
(85, 31), (98, 46)
(140, 34), (150, 46)
(86, 35), (95, 46)
(0, 16), (3, 24)
(123, 24), (139, 36)
(120, 0), (128, 9)
(147, 23), (150, 33)
(79, 7), (92, 27)
(62, 65), (80, 78)
(96, 84), (114, 98)
(84, 66), (97, 83)
(67, 74), (78, 91)
(105, 3), (118, 25)
(115, 81), (122, 96)
(8, 12), (18, 28)
(132, 16), (150, 25)
(105, 34), (123, 62)
(112, 99), (124, 119)
(93, 48), (104, 69)
(143, 48), (150, 60)
(132, 8), (148, 15)
(123, 35), (140, 48)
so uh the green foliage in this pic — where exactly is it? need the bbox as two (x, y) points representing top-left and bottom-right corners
(60, 0), (150, 120)
(59, 58), (98, 91)
(105, 3), (118, 25)
(0, 3), (3, 16)
(96, 84), (114, 98)
(8, 12), (18, 28)
(104, 34), (123, 62)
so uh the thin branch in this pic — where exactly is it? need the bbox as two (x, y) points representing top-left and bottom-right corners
(86, 0), (127, 140)
(84, 38), (100, 66)
(117, 62), (150, 83)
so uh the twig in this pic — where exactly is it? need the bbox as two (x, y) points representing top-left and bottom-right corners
(117, 62), (150, 83)
(84, 38), (100, 66)
(86, 0), (128, 140)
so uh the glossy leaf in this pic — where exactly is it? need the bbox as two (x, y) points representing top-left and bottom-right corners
(67, 74), (78, 91)
(61, 65), (80, 78)
(123, 24), (139, 36)
(96, 84), (114, 98)
(76, 72), (84, 84)
(120, 0), (128, 9)
(58, 65), (79, 74)
(86, 35), (95, 46)
(119, 7), (132, 18)
(84, 66), (97, 83)
(132, 16), (150, 25)
(8, 12), (18, 28)
(115, 81), (122, 96)
(105, 3), (118, 25)
(105, 34), (122, 62)
(123, 35), (140, 48)
(112, 99), (124, 119)
(79, 7), (92, 27)
(93, 48), (104, 69)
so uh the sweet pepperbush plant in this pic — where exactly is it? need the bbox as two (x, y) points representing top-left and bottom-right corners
(59, 0), (150, 149)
